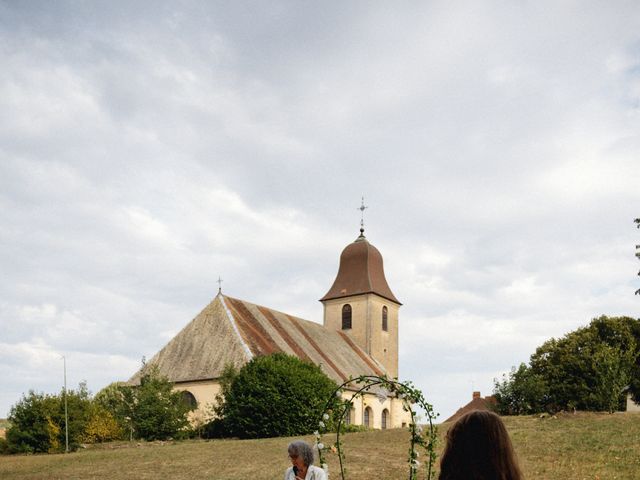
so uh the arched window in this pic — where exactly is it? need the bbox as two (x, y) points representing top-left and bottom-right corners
(364, 406), (372, 428)
(345, 408), (352, 425)
(181, 390), (198, 410)
(381, 409), (389, 429)
(382, 306), (388, 331)
(342, 304), (352, 330)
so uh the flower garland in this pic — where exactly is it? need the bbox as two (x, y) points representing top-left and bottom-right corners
(314, 375), (438, 480)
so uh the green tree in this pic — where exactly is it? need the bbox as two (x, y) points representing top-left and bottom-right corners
(6, 383), (92, 453)
(219, 353), (339, 439)
(95, 367), (194, 441)
(94, 381), (135, 439)
(495, 316), (639, 414)
(625, 316), (640, 404)
(493, 363), (548, 415)
(132, 365), (193, 440)
(6, 391), (58, 453)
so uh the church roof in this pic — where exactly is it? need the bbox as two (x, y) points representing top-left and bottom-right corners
(320, 232), (401, 305)
(129, 294), (387, 386)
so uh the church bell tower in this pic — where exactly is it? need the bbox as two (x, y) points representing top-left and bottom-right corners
(320, 222), (401, 379)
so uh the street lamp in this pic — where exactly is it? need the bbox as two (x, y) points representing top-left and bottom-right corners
(62, 355), (69, 453)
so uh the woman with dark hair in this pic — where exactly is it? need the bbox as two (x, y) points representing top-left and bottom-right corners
(439, 410), (523, 480)
(284, 440), (326, 480)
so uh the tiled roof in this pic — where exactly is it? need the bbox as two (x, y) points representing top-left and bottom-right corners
(444, 394), (498, 423)
(129, 294), (387, 386)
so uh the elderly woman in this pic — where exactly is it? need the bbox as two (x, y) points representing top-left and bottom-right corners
(285, 440), (326, 480)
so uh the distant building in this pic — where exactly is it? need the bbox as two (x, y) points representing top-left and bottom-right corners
(444, 391), (498, 423)
(129, 227), (411, 429)
(627, 394), (640, 413)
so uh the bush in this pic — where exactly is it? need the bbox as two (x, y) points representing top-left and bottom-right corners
(202, 417), (226, 439)
(96, 366), (193, 441)
(0, 437), (10, 455)
(6, 391), (57, 453)
(219, 353), (340, 439)
(82, 405), (123, 443)
(132, 366), (193, 440)
(6, 384), (92, 453)
(340, 423), (368, 433)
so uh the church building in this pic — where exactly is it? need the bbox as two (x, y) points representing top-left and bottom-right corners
(129, 226), (411, 429)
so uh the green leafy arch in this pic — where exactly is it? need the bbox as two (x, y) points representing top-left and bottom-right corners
(315, 375), (438, 480)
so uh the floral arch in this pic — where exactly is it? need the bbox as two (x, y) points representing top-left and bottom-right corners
(315, 375), (438, 480)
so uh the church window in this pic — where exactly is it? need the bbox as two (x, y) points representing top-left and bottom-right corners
(342, 304), (352, 330)
(181, 390), (198, 409)
(364, 406), (372, 427)
(381, 409), (389, 429)
(382, 306), (388, 331)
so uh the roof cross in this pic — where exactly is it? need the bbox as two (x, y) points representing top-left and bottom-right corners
(217, 276), (223, 294)
(358, 196), (368, 234)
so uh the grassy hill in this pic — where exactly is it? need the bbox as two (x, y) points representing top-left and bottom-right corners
(1, 412), (639, 479)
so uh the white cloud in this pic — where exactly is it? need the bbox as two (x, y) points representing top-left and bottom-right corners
(1, 1), (639, 420)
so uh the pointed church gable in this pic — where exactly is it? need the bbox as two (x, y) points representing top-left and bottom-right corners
(129, 296), (250, 384)
(131, 293), (393, 389)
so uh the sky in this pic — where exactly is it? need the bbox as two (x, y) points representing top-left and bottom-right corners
(1, 1), (639, 422)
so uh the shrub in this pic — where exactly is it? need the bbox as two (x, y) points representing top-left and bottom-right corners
(219, 353), (339, 439)
(131, 366), (193, 440)
(94, 382), (135, 439)
(97, 366), (193, 441)
(6, 391), (60, 453)
(82, 405), (123, 443)
(0, 437), (9, 455)
(340, 423), (368, 433)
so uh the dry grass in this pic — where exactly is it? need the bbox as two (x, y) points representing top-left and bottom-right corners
(1, 412), (639, 479)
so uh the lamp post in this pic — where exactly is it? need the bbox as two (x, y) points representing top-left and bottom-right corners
(62, 355), (69, 453)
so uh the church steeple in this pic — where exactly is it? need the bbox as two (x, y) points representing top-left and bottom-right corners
(319, 233), (400, 304)
(321, 221), (401, 378)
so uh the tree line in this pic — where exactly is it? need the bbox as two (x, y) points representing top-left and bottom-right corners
(493, 315), (640, 415)
(1, 353), (342, 454)
(1, 365), (193, 454)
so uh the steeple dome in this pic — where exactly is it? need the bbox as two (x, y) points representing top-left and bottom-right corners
(320, 233), (401, 305)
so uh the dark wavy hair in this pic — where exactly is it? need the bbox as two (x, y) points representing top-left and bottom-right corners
(439, 410), (522, 480)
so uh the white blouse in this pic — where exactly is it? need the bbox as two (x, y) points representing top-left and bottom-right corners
(284, 465), (327, 480)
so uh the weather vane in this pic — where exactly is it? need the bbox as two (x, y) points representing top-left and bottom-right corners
(358, 196), (368, 234)
(217, 276), (223, 294)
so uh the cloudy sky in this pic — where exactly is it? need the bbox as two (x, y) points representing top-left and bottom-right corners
(1, 1), (639, 421)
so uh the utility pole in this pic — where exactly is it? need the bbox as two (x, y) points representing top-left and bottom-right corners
(62, 355), (69, 453)
(635, 218), (639, 296)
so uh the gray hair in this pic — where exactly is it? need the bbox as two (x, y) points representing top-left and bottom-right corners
(288, 440), (315, 467)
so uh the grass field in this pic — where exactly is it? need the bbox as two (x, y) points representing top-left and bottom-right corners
(1, 412), (639, 479)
